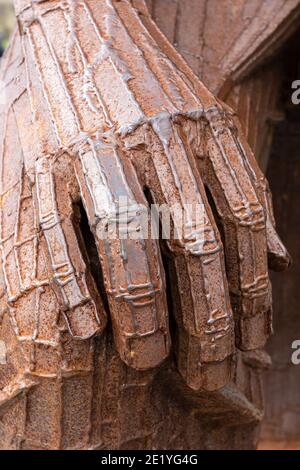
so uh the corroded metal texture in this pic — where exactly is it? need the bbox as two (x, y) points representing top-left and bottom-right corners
(147, 0), (300, 94)
(149, 0), (300, 173)
(0, 0), (289, 449)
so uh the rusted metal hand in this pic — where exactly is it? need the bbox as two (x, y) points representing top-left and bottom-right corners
(0, 0), (289, 399)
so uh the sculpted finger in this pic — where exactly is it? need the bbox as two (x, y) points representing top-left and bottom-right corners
(0, 110), (64, 380)
(73, 136), (170, 370)
(226, 107), (291, 272)
(34, 155), (106, 339)
(126, 117), (235, 391)
(196, 106), (272, 350)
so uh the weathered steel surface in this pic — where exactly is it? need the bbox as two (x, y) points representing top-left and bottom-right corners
(147, 0), (300, 93)
(0, 0), (289, 449)
(149, 0), (300, 173)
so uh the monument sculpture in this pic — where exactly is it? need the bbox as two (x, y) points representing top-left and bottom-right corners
(0, 0), (290, 449)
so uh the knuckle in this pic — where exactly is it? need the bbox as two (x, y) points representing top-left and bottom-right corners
(240, 276), (270, 306)
(231, 200), (266, 230)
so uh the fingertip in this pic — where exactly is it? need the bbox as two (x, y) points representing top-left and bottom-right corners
(117, 329), (170, 370)
(64, 300), (106, 340)
(268, 249), (292, 272)
(200, 358), (233, 392)
(175, 331), (233, 392)
(267, 225), (292, 272)
(108, 273), (171, 370)
(237, 310), (271, 351)
(180, 357), (233, 392)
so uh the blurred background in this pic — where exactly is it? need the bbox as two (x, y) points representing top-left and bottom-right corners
(0, 0), (14, 56)
(0, 0), (299, 451)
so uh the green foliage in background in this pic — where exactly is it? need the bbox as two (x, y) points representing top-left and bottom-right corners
(0, 0), (14, 56)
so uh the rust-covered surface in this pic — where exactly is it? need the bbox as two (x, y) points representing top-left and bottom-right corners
(0, 0), (290, 449)
(149, 0), (300, 171)
(149, 1), (300, 447)
(147, 0), (300, 93)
